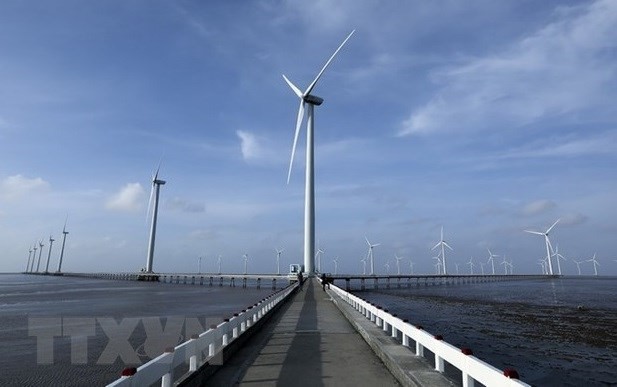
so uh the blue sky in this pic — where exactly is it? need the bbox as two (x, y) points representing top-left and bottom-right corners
(1, 0), (616, 275)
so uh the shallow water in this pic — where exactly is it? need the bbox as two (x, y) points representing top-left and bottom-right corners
(357, 277), (617, 386)
(0, 274), (277, 386)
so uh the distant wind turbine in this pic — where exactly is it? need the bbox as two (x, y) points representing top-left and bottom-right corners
(454, 262), (459, 275)
(467, 257), (475, 275)
(333, 257), (339, 275)
(432, 226), (452, 275)
(217, 255), (222, 275)
(479, 262), (485, 275)
(394, 254), (403, 275)
(525, 219), (560, 275)
(145, 162), (166, 273)
(56, 217), (69, 273)
(486, 248), (499, 275)
(44, 235), (55, 274)
(243, 254), (249, 275)
(552, 244), (567, 276)
(587, 253), (600, 276)
(197, 256), (203, 274)
(572, 258), (583, 275)
(283, 30), (355, 276)
(315, 244), (324, 273)
(360, 257), (367, 275)
(36, 240), (44, 272)
(30, 243), (38, 272)
(26, 247), (33, 273)
(409, 259), (414, 275)
(384, 260), (390, 274)
(275, 248), (284, 275)
(365, 236), (380, 275)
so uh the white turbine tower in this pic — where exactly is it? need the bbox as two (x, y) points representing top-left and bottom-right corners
(36, 240), (44, 272)
(480, 262), (485, 275)
(409, 259), (414, 275)
(587, 253), (600, 276)
(145, 163), (166, 274)
(394, 254), (403, 275)
(44, 235), (55, 274)
(365, 236), (380, 275)
(432, 226), (452, 275)
(217, 255), (222, 275)
(30, 243), (38, 272)
(384, 260), (390, 275)
(524, 219), (560, 275)
(275, 248), (284, 275)
(333, 257), (339, 275)
(572, 258), (583, 275)
(552, 244), (567, 276)
(454, 262), (460, 275)
(26, 246), (33, 273)
(56, 217), (69, 273)
(197, 256), (203, 274)
(283, 30), (355, 277)
(243, 254), (249, 275)
(360, 257), (367, 275)
(467, 257), (475, 275)
(486, 248), (499, 275)
(315, 244), (324, 273)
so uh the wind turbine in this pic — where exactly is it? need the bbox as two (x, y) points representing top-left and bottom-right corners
(501, 257), (509, 275)
(145, 163), (166, 273)
(384, 260), (390, 274)
(36, 240), (44, 272)
(486, 248), (499, 275)
(197, 256), (203, 274)
(360, 257), (367, 275)
(26, 247), (33, 273)
(365, 236), (380, 275)
(467, 257), (475, 275)
(454, 262), (460, 275)
(333, 257), (339, 275)
(587, 253), (600, 276)
(56, 217), (69, 273)
(394, 254), (403, 275)
(572, 258), (583, 275)
(283, 30), (355, 276)
(432, 226), (452, 275)
(315, 244), (324, 273)
(243, 254), (249, 275)
(552, 244), (567, 276)
(432, 255), (442, 275)
(44, 235), (55, 274)
(217, 255), (222, 275)
(409, 259), (414, 275)
(524, 219), (560, 275)
(275, 248), (284, 275)
(30, 243), (38, 272)
(479, 262), (485, 275)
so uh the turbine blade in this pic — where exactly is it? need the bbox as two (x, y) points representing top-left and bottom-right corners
(146, 184), (155, 224)
(62, 214), (68, 233)
(365, 236), (371, 246)
(443, 242), (453, 251)
(524, 230), (544, 235)
(282, 74), (303, 98)
(303, 30), (355, 97)
(287, 100), (305, 184)
(546, 218), (560, 234)
(431, 242), (440, 250)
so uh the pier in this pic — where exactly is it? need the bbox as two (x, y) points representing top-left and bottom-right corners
(107, 277), (530, 386)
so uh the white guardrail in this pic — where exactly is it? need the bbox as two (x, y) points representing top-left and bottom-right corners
(106, 283), (298, 387)
(329, 284), (530, 387)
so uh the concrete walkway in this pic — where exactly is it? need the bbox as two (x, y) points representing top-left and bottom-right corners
(208, 278), (400, 386)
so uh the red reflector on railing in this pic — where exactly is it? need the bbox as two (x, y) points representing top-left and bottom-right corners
(121, 367), (137, 376)
(503, 368), (519, 379)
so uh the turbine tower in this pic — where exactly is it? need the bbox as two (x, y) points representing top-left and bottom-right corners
(587, 253), (600, 276)
(552, 244), (567, 276)
(275, 248), (284, 275)
(283, 30), (355, 276)
(243, 254), (249, 275)
(44, 235), (55, 273)
(432, 226), (452, 275)
(395, 254), (403, 275)
(145, 163), (166, 273)
(56, 218), (69, 273)
(486, 248), (499, 275)
(217, 255), (222, 275)
(524, 218), (560, 275)
(36, 240), (44, 272)
(26, 247), (33, 273)
(30, 244), (38, 272)
(365, 236), (380, 275)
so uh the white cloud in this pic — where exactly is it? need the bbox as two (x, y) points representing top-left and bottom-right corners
(236, 130), (262, 161)
(560, 213), (588, 226)
(400, 0), (617, 136)
(106, 183), (145, 212)
(167, 197), (205, 213)
(0, 174), (50, 200)
(502, 130), (617, 158)
(522, 199), (556, 216)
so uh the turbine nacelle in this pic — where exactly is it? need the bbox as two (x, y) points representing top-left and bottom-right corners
(303, 94), (323, 106)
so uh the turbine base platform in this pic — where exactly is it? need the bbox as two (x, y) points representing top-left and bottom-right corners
(137, 273), (160, 282)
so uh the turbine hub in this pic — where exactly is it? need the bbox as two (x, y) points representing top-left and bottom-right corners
(303, 94), (323, 106)
(154, 179), (166, 185)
